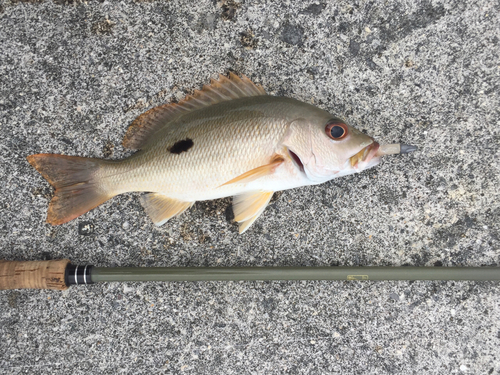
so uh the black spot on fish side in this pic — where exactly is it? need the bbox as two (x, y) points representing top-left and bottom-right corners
(169, 139), (194, 154)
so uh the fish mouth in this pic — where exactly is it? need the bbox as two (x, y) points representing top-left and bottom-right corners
(288, 149), (305, 173)
(350, 141), (380, 168)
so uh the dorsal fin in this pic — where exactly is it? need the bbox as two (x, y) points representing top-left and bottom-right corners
(122, 73), (267, 150)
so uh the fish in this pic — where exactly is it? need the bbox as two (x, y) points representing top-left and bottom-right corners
(27, 73), (417, 233)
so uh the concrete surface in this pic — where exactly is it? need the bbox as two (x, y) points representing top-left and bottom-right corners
(1, 0), (499, 373)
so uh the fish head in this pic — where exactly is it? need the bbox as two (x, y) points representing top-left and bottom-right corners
(284, 114), (380, 184)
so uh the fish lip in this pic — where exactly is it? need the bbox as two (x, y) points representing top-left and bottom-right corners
(349, 141), (380, 168)
(363, 141), (380, 163)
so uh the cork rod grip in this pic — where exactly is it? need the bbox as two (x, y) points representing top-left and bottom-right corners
(0, 260), (70, 290)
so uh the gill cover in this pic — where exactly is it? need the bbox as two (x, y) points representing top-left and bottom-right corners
(283, 114), (375, 184)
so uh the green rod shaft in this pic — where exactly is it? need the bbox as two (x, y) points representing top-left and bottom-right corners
(90, 266), (500, 282)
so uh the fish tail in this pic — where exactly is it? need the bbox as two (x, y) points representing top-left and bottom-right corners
(27, 154), (116, 225)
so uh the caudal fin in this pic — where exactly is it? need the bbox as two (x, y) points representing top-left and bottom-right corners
(27, 154), (115, 225)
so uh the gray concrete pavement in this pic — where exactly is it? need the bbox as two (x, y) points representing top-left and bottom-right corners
(0, 0), (499, 373)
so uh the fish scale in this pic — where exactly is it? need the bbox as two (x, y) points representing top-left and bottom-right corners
(108, 97), (293, 199)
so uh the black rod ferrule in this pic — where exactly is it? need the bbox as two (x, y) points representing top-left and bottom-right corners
(65, 264), (94, 286)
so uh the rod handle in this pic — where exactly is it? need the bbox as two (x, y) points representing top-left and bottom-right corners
(0, 260), (70, 290)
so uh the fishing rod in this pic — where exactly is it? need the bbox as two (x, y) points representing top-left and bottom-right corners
(1, 260), (499, 290)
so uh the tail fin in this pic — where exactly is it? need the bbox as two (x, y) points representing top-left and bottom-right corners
(27, 154), (115, 225)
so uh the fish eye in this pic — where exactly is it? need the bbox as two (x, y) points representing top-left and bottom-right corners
(325, 120), (348, 140)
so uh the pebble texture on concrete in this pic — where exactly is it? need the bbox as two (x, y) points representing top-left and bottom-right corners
(0, 0), (499, 373)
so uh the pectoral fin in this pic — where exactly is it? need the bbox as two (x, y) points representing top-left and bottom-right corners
(140, 193), (194, 226)
(220, 155), (284, 187)
(233, 191), (274, 233)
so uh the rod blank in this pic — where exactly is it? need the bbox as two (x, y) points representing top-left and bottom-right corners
(90, 266), (500, 283)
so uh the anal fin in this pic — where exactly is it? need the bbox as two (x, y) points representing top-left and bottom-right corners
(233, 191), (274, 234)
(140, 193), (194, 226)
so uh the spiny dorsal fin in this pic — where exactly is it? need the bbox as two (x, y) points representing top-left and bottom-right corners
(232, 191), (274, 233)
(122, 73), (267, 150)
